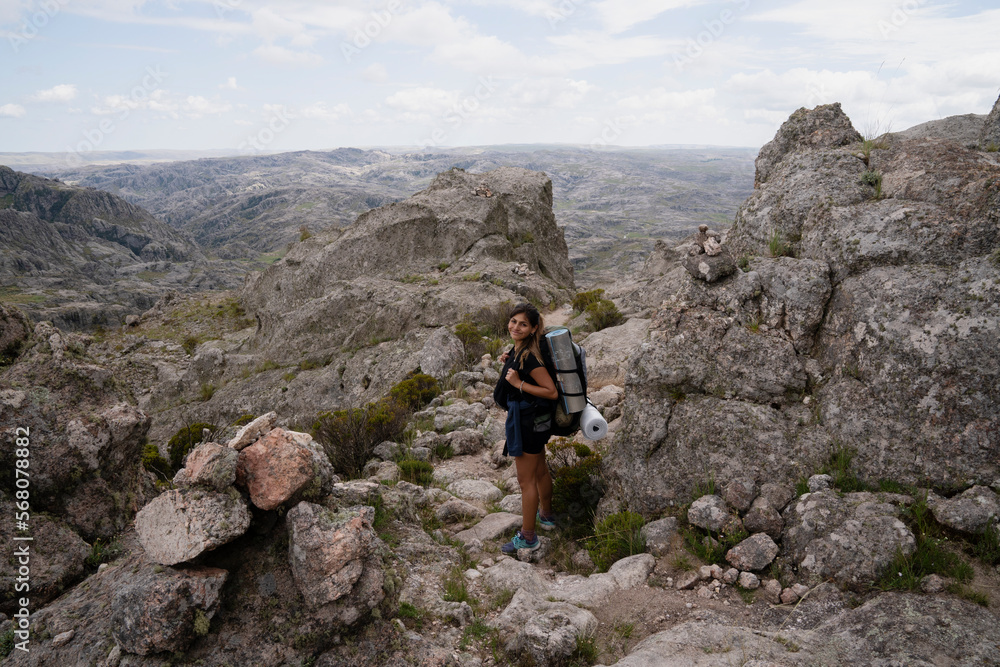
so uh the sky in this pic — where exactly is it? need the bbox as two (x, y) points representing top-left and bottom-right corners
(1, 0), (999, 155)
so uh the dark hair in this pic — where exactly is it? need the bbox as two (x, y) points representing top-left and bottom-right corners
(509, 302), (545, 369)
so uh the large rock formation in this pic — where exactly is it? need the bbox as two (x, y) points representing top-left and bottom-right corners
(240, 166), (574, 362)
(607, 102), (1000, 514)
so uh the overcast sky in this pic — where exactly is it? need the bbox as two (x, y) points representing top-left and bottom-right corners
(2, 0), (998, 154)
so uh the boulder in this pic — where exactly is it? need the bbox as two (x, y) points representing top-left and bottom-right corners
(446, 479), (503, 503)
(687, 495), (735, 533)
(436, 498), (487, 523)
(236, 428), (331, 510)
(782, 490), (915, 588)
(453, 512), (523, 544)
(577, 319), (650, 388)
(683, 248), (736, 283)
(286, 502), (382, 610)
(226, 411), (277, 450)
(446, 428), (485, 455)
(110, 564), (227, 655)
(725, 533), (779, 572)
(928, 486), (1000, 534)
(743, 498), (784, 540)
(738, 571), (760, 589)
(493, 588), (598, 667)
(722, 478), (758, 513)
(640, 516), (679, 556)
(135, 487), (251, 565)
(173, 442), (238, 490)
(420, 327), (464, 379)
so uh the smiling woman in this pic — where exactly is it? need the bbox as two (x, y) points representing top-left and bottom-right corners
(492, 302), (559, 554)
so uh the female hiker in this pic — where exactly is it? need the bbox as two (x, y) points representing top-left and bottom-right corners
(493, 302), (559, 553)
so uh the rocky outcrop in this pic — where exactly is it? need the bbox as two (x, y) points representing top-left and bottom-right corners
(0, 325), (154, 541)
(0, 303), (32, 365)
(607, 102), (1000, 515)
(239, 166), (574, 365)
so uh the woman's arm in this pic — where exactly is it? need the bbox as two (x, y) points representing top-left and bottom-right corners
(524, 366), (558, 400)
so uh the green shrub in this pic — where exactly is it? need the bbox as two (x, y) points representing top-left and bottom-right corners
(389, 373), (440, 410)
(586, 299), (624, 331)
(691, 472), (716, 500)
(681, 523), (749, 565)
(586, 511), (645, 572)
(572, 289), (606, 313)
(971, 526), (1000, 566)
(551, 452), (604, 539)
(768, 230), (791, 258)
(399, 459), (434, 485)
(167, 423), (216, 471)
(472, 300), (513, 339)
(0, 627), (13, 659)
(199, 383), (216, 401)
(455, 319), (485, 364)
(299, 225), (312, 241)
(737, 255), (751, 272)
(313, 399), (409, 478)
(232, 413), (256, 428)
(142, 443), (172, 479)
(182, 336), (199, 356)
(85, 537), (124, 568)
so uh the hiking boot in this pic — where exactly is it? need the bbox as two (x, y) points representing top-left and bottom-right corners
(501, 531), (539, 554)
(536, 512), (557, 531)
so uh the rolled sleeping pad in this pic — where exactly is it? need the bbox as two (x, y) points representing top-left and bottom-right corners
(557, 372), (587, 414)
(545, 328), (577, 371)
(580, 402), (608, 441)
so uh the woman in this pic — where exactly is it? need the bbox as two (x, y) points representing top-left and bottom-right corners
(493, 302), (559, 553)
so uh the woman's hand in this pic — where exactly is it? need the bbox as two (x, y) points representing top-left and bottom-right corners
(505, 367), (520, 388)
(498, 350), (509, 365)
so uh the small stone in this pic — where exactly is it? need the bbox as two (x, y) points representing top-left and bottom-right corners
(738, 572), (760, 589)
(792, 583), (810, 598)
(709, 564), (724, 580)
(762, 578), (782, 604)
(921, 574), (947, 594)
(697, 585), (714, 599)
(52, 629), (75, 647)
(687, 495), (735, 532)
(641, 516), (679, 557)
(699, 565), (714, 580)
(780, 587), (799, 604)
(722, 478), (759, 513)
(807, 474), (834, 492)
(227, 412), (277, 450)
(676, 570), (702, 590)
(726, 533), (779, 572)
(723, 568), (739, 584)
(465, 569), (482, 581)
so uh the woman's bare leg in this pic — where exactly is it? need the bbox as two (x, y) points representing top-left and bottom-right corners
(516, 453), (542, 533)
(536, 453), (553, 517)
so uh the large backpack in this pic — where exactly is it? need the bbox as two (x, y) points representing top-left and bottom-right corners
(539, 327), (588, 437)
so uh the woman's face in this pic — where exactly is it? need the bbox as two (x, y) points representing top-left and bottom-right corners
(508, 312), (536, 342)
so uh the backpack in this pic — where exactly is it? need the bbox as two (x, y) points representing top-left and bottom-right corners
(539, 327), (588, 437)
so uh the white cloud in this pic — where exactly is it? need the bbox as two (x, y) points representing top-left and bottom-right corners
(385, 87), (459, 116)
(253, 44), (324, 67)
(594, 0), (711, 33)
(31, 84), (78, 102)
(300, 102), (352, 120)
(0, 103), (26, 117)
(183, 96), (232, 117)
(362, 63), (389, 83)
(507, 78), (595, 109)
(219, 77), (240, 91)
